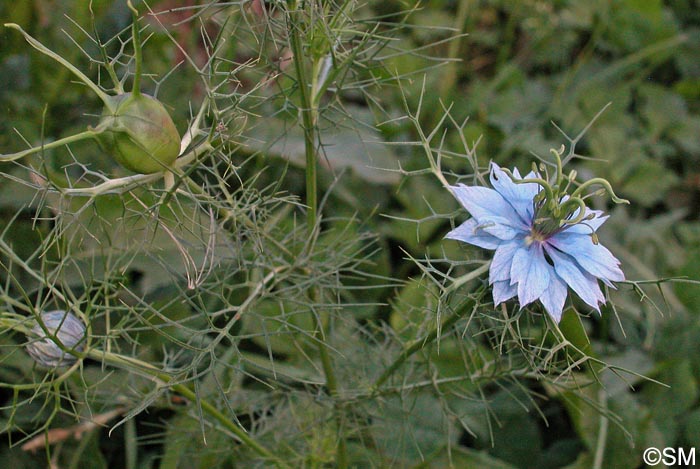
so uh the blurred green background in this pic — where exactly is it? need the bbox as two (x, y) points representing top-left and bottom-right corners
(1, 0), (700, 467)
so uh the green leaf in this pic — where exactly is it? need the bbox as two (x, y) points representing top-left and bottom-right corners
(600, 348), (654, 397)
(559, 309), (593, 357)
(484, 401), (543, 467)
(387, 176), (454, 251)
(424, 446), (517, 469)
(605, 0), (679, 53)
(641, 359), (698, 422)
(370, 392), (457, 464)
(242, 299), (317, 357)
(160, 413), (231, 469)
(673, 246), (700, 312)
(51, 189), (225, 293)
(669, 115), (700, 155)
(639, 84), (687, 141)
(454, 387), (543, 467)
(244, 108), (399, 185)
(682, 407), (700, 448)
(620, 158), (678, 206)
(389, 277), (440, 340)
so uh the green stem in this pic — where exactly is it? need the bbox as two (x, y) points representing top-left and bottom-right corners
(372, 286), (486, 393)
(86, 349), (289, 467)
(570, 177), (629, 204)
(90, 3), (123, 94)
(437, 0), (472, 100)
(592, 389), (609, 469)
(182, 177), (296, 261)
(287, 3), (346, 466)
(57, 140), (211, 197)
(170, 384), (283, 464)
(287, 2), (318, 229)
(125, 418), (138, 469)
(127, 1), (142, 96)
(444, 262), (490, 295)
(310, 298), (348, 468)
(4, 23), (111, 105)
(0, 129), (100, 162)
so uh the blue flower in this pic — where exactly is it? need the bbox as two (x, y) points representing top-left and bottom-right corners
(446, 163), (624, 322)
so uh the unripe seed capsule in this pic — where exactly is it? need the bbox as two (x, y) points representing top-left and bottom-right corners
(26, 310), (86, 367)
(96, 93), (181, 174)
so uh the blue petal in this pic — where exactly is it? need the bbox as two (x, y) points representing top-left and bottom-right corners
(478, 215), (526, 241)
(510, 243), (550, 307)
(545, 245), (605, 310)
(548, 232), (624, 284)
(539, 271), (568, 322)
(493, 280), (517, 305)
(489, 163), (540, 223)
(489, 239), (521, 284)
(449, 184), (526, 228)
(446, 218), (501, 250)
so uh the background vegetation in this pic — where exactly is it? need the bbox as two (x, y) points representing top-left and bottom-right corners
(0, 0), (699, 467)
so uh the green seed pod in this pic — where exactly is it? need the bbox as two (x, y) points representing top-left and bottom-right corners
(26, 310), (86, 367)
(96, 93), (181, 174)
(2, 12), (184, 175)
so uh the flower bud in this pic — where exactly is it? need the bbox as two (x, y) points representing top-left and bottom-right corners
(26, 310), (86, 367)
(96, 92), (180, 174)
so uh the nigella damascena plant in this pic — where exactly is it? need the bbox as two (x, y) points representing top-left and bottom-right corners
(26, 310), (86, 367)
(446, 149), (628, 322)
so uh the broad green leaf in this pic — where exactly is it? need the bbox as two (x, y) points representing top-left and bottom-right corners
(371, 392), (457, 465)
(620, 158), (678, 206)
(242, 299), (317, 357)
(641, 359), (698, 428)
(639, 84), (687, 140)
(682, 407), (700, 448)
(244, 108), (399, 185)
(424, 445), (517, 469)
(673, 246), (700, 313)
(54, 189), (226, 293)
(389, 277), (440, 340)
